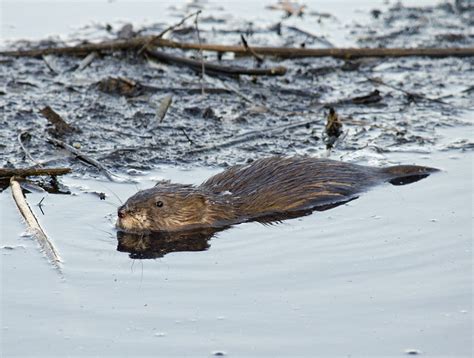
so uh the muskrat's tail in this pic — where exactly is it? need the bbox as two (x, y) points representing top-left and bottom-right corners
(380, 164), (440, 185)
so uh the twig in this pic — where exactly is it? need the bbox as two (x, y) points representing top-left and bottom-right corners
(187, 117), (319, 155)
(17, 131), (42, 166)
(3, 37), (472, 59)
(240, 35), (264, 65)
(180, 128), (194, 145)
(10, 177), (62, 272)
(38, 197), (45, 215)
(42, 55), (60, 74)
(145, 48), (287, 77)
(76, 51), (99, 71)
(137, 10), (202, 54)
(156, 95), (173, 123)
(194, 11), (205, 95)
(47, 137), (116, 181)
(0, 167), (71, 178)
(285, 25), (334, 48)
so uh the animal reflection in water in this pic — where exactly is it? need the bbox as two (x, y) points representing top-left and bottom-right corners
(117, 198), (366, 259)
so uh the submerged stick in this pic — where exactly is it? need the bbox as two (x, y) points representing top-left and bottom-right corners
(3, 37), (470, 59)
(145, 49), (287, 76)
(47, 137), (116, 181)
(10, 178), (62, 271)
(0, 167), (71, 178)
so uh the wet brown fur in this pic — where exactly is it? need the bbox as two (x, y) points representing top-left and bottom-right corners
(117, 156), (438, 232)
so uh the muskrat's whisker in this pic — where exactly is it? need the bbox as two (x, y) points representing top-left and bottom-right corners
(85, 224), (115, 239)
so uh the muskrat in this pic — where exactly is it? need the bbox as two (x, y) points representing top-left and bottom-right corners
(117, 156), (438, 233)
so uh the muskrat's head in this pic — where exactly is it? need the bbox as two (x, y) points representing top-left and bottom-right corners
(116, 181), (224, 233)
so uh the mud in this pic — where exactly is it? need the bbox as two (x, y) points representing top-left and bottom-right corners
(1, 1), (473, 179)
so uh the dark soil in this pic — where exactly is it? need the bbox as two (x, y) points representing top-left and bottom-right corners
(1, 1), (473, 179)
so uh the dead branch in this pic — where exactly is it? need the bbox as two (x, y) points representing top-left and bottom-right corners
(47, 137), (116, 181)
(145, 48), (287, 77)
(156, 95), (173, 123)
(0, 167), (71, 178)
(2, 36), (472, 59)
(76, 51), (99, 71)
(17, 132), (42, 166)
(10, 177), (62, 272)
(40, 106), (76, 135)
(240, 35), (264, 64)
(138, 10), (202, 54)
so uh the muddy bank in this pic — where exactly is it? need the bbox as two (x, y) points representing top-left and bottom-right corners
(1, 1), (473, 179)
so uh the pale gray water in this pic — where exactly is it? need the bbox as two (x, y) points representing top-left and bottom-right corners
(1, 148), (472, 357)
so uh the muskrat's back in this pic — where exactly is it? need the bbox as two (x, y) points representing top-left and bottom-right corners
(201, 157), (379, 214)
(117, 156), (438, 232)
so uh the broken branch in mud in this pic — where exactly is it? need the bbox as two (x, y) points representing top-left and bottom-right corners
(145, 49), (287, 77)
(2, 37), (473, 59)
(75, 51), (99, 71)
(0, 167), (71, 179)
(40, 106), (76, 135)
(240, 35), (264, 65)
(47, 137), (116, 181)
(10, 177), (62, 272)
(155, 94), (173, 123)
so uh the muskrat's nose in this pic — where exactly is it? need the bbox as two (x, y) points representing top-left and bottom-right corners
(118, 206), (126, 219)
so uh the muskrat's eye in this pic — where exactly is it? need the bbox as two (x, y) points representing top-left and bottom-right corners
(156, 200), (164, 208)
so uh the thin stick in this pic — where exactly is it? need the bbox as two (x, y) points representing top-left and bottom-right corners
(17, 132), (42, 166)
(47, 137), (116, 181)
(145, 49), (286, 76)
(76, 51), (99, 71)
(240, 35), (264, 64)
(285, 25), (334, 48)
(3, 37), (472, 59)
(137, 10), (201, 54)
(156, 95), (173, 123)
(194, 11), (205, 95)
(180, 128), (194, 145)
(0, 167), (71, 178)
(10, 178), (62, 272)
